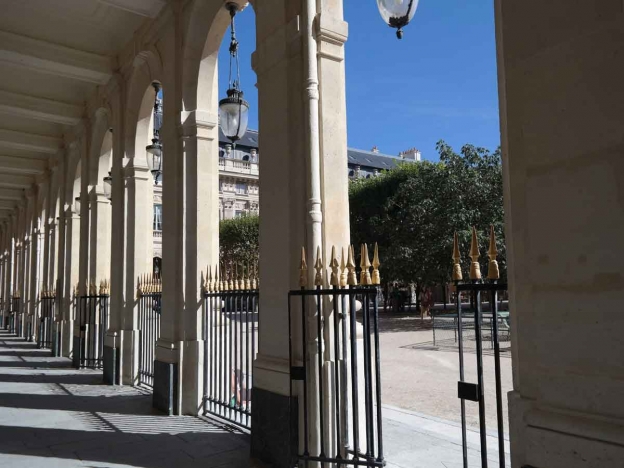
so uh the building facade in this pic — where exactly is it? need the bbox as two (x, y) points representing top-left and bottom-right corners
(152, 131), (418, 259)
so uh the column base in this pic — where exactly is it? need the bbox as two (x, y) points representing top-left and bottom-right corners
(509, 391), (624, 467)
(103, 345), (119, 385)
(250, 388), (298, 468)
(153, 360), (179, 415)
(26, 320), (33, 342)
(51, 322), (60, 356)
(72, 335), (82, 368)
(61, 320), (74, 358)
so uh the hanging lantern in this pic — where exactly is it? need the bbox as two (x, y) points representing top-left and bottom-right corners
(219, 3), (250, 145)
(103, 172), (112, 200)
(376, 0), (419, 39)
(146, 82), (163, 184)
(74, 196), (81, 213)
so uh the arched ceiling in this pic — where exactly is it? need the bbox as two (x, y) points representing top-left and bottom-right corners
(0, 0), (167, 222)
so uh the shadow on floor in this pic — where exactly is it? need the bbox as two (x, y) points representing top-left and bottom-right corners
(0, 330), (252, 468)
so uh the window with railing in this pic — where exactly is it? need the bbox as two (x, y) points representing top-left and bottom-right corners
(235, 183), (247, 194)
(153, 204), (162, 231)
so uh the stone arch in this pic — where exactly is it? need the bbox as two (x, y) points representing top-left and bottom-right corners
(88, 108), (113, 188)
(125, 49), (164, 165)
(64, 145), (82, 210)
(182, 0), (255, 113)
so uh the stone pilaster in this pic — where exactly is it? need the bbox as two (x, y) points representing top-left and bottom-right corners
(120, 162), (152, 386)
(61, 208), (80, 360)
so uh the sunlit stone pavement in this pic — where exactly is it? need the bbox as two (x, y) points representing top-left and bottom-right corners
(0, 330), (254, 468)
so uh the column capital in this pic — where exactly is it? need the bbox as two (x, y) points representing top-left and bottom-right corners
(89, 186), (111, 204)
(122, 162), (151, 181)
(179, 110), (218, 141)
(63, 207), (80, 220)
(315, 14), (348, 63)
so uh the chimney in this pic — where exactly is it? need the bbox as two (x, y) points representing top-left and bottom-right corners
(399, 147), (421, 161)
(371, 146), (380, 153)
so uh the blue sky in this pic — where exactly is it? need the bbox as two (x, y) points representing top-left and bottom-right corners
(219, 1), (500, 161)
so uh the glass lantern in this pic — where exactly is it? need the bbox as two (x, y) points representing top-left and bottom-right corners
(74, 196), (81, 213)
(146, 139), (162, 184)
(103, 172), (112, 200)
(219, 89), (249, 144)
(376, 0), (419, 39)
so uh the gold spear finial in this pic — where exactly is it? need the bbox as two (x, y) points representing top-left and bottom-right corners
(299, 247), (308, 288)
(487, 225), (500, 280)
(360, 244), (372, 285)
(330, 246), (339, 287)
(469, 226), (482, 280)
(347, 245), (358, 286)
(136, 276), (142, 298)
(207, 265), (213, 292)
(228, 261), (235, 291)
(372, 243), (381, 285)
(233, 263), (239, 291)
(452, 232), (463, 281)
(245, 262), (251, 290)
(218, 263), (223, 291)
(339, 247), (348, 288)
(314, 246), (323, 286)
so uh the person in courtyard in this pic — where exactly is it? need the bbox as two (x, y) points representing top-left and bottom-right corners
(419, 287), (433, 320)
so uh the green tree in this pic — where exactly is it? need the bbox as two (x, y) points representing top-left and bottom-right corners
(349, 141), (505, 296)
(219, 215), (259, 270)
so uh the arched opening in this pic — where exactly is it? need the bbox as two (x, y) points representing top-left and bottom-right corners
(178, 0), (258, 425)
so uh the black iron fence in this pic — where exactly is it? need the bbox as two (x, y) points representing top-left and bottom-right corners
(38, 290), (56, 349)
(137, 275), (161, 387)
(202, 265), (258, 430)
(432, 305), (511, 353)
(10, 295), (20, 336)
(453, 228), (508, 468)
(76, 285), (109, 369)
(289, 245), (385, 468)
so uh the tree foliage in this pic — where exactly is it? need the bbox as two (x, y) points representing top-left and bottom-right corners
(349, 141), (505, 289)
(219, 215), (259, 268)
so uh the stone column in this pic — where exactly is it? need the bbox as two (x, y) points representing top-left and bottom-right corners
(244, 3), (350, 466)
(104, 88), (125, 384)
(120, 162), (153, 385)
(152, 107), (219, 415)
(496, 1), (624, 466)
(61, 208), (80, 360)
(27, 223), (40, 343)
(53, 157), (66, 357)
(88, 187), (112, 286)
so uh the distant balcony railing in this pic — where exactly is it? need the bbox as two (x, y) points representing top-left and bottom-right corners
(153, 230), (162, 238)
(219, 159), (259, 175)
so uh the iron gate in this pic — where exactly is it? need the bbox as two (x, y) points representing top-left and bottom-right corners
(453, 228), (508, 468)
(202, 265), (258, 430)
(289, 245), (385, 468)
(137, 276), (161, 387)
(38, 291), (55, 349)
(76, 291), (109, 369)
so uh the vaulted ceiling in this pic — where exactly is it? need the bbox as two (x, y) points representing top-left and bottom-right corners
(0, 0), (167, 221)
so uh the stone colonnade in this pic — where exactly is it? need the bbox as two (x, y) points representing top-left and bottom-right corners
(0, 1), (349, 467)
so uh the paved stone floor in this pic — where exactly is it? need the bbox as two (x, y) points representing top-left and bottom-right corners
(370, 312), (513, 431)
(0, 330), (252, 468)
(0, 326), (510, 468)
(383, 404), (510, 468)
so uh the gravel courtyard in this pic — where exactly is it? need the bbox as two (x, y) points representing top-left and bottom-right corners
(372, 311), (513, 432)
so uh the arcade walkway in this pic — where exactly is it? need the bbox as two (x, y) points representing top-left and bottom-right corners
(0, 330), (252, 468)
